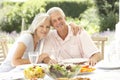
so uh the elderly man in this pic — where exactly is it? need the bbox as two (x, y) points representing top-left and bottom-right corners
(42, 7), (102, 66)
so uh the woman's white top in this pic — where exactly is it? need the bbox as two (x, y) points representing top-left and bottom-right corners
(0, 33), (43, 72)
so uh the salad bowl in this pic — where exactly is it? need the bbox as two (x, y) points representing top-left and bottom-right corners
(46, 64), (81, 80)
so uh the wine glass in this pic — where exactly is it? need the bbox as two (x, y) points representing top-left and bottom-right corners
(28, 51), (39, 65)
(49, 48), (63, 64)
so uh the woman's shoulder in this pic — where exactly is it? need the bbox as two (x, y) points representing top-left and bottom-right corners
(46, 30), (56, 37)
(16, 33), (32, 43)
(20, 33), (32, 39)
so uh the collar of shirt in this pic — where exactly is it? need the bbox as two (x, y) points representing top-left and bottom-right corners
(53, 24), (74, 42)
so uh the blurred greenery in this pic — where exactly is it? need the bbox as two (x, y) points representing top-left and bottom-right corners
(79, 7), (100, 34)
(0, 0), (46, 33)
(95, 0), (119, 32)
(45, 0), (92, 18)
(0, 0), (119, 34)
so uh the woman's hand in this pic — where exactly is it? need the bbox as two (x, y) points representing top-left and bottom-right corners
(48, 59), (58, 64)
(38, 53), (49, 63)
(69, 22), (83, 35)
(38, 53), (57, 64)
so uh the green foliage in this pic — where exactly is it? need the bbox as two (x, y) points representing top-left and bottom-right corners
(99, 11), (118, 31)
(0, 2), (22, 33)
(79, 7), (100, 34)
(45, 0), (92, 18)
(67, 6), (100, 34)
(66, 17), (80, 25)
(0, 0), (46, 33)
(21, 0), (46, 24)
(95, 0), (119, 31)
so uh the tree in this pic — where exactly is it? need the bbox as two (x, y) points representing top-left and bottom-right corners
(95, 0), (119, 31)
(0, 0), (46, 33)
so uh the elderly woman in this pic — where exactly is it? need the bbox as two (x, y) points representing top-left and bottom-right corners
(0, 13), (51, 72)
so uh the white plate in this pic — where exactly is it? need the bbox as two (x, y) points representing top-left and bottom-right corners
(61, 58), (88, 64)
(79, 71), (94, 75)
(96, 61), (120, 69)
(16, 64), (48, 70)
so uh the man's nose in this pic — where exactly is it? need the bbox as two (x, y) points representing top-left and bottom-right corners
(56, 20), (61, 26)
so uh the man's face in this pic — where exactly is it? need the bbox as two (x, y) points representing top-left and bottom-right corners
(50, 12), (66, 31)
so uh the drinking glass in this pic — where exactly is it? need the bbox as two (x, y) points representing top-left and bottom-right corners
(28, 51), (39, 65)
(48, 48), (63, 63)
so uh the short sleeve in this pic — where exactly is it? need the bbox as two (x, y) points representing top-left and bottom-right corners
(79, 30), (100, 58)
(17, 34), (33, 48)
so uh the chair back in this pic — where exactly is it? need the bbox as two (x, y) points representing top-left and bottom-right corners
(91, 36), (108, 59)
(0, 39), (8, 64)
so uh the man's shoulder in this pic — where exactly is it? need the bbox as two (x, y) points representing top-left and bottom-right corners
(74, 29), (87, 37)
(79, 29), (89, 35)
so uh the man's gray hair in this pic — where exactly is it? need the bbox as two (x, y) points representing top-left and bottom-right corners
(47, 7), (65, 17)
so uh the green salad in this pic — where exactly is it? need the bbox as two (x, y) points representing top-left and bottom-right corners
(46, 64), (81, 79)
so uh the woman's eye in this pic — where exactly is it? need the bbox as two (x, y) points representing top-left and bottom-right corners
(40, 25), (44, 27)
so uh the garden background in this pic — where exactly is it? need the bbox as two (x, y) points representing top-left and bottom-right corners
(0, 0), (119, 48)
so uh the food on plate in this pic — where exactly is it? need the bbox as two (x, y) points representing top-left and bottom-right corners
(56, 77), (90, 80)
(61, 58), (88, 64)
(70, 77), (90, 80)
(24, 65), (45, 79)
(80, 65), (95, 73)
(57, 78), (69, 80)
(57, 77), (90, 80)
(46, 64), (81, 79)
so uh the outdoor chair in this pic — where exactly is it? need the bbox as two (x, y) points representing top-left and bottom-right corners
(0, 39), (8, 64)
(91, 36), (108, 59)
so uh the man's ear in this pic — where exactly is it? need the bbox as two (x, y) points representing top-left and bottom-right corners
(50, 21), (53, 26)
(64, 17), (66, 20)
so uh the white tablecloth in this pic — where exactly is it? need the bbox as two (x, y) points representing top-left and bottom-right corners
(0, 61), (120, 80)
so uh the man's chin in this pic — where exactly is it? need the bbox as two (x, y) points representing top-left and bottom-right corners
(40, 35), (47, 39)
(57, 25), (64, 29)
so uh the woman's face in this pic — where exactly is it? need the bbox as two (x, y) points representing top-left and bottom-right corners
(35, 18), (50, 39)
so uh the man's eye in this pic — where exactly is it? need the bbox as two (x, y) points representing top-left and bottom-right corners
(58, 17), (62, 20)
(47, 26), (50, 28)
(52, 20), (56, 23)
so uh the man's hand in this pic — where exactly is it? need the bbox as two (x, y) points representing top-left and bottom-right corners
(69, 22), (82, 35)
(89, 58), (98, 66)
(89, 52), (102, 66)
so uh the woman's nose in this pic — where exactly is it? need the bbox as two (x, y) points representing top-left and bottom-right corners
(43, 27), (48, 32)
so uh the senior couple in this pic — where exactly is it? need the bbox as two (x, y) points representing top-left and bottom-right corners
(0, 7), (102, 72)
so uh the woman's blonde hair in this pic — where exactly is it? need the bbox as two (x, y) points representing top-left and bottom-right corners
(28, 13), (50, 34)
